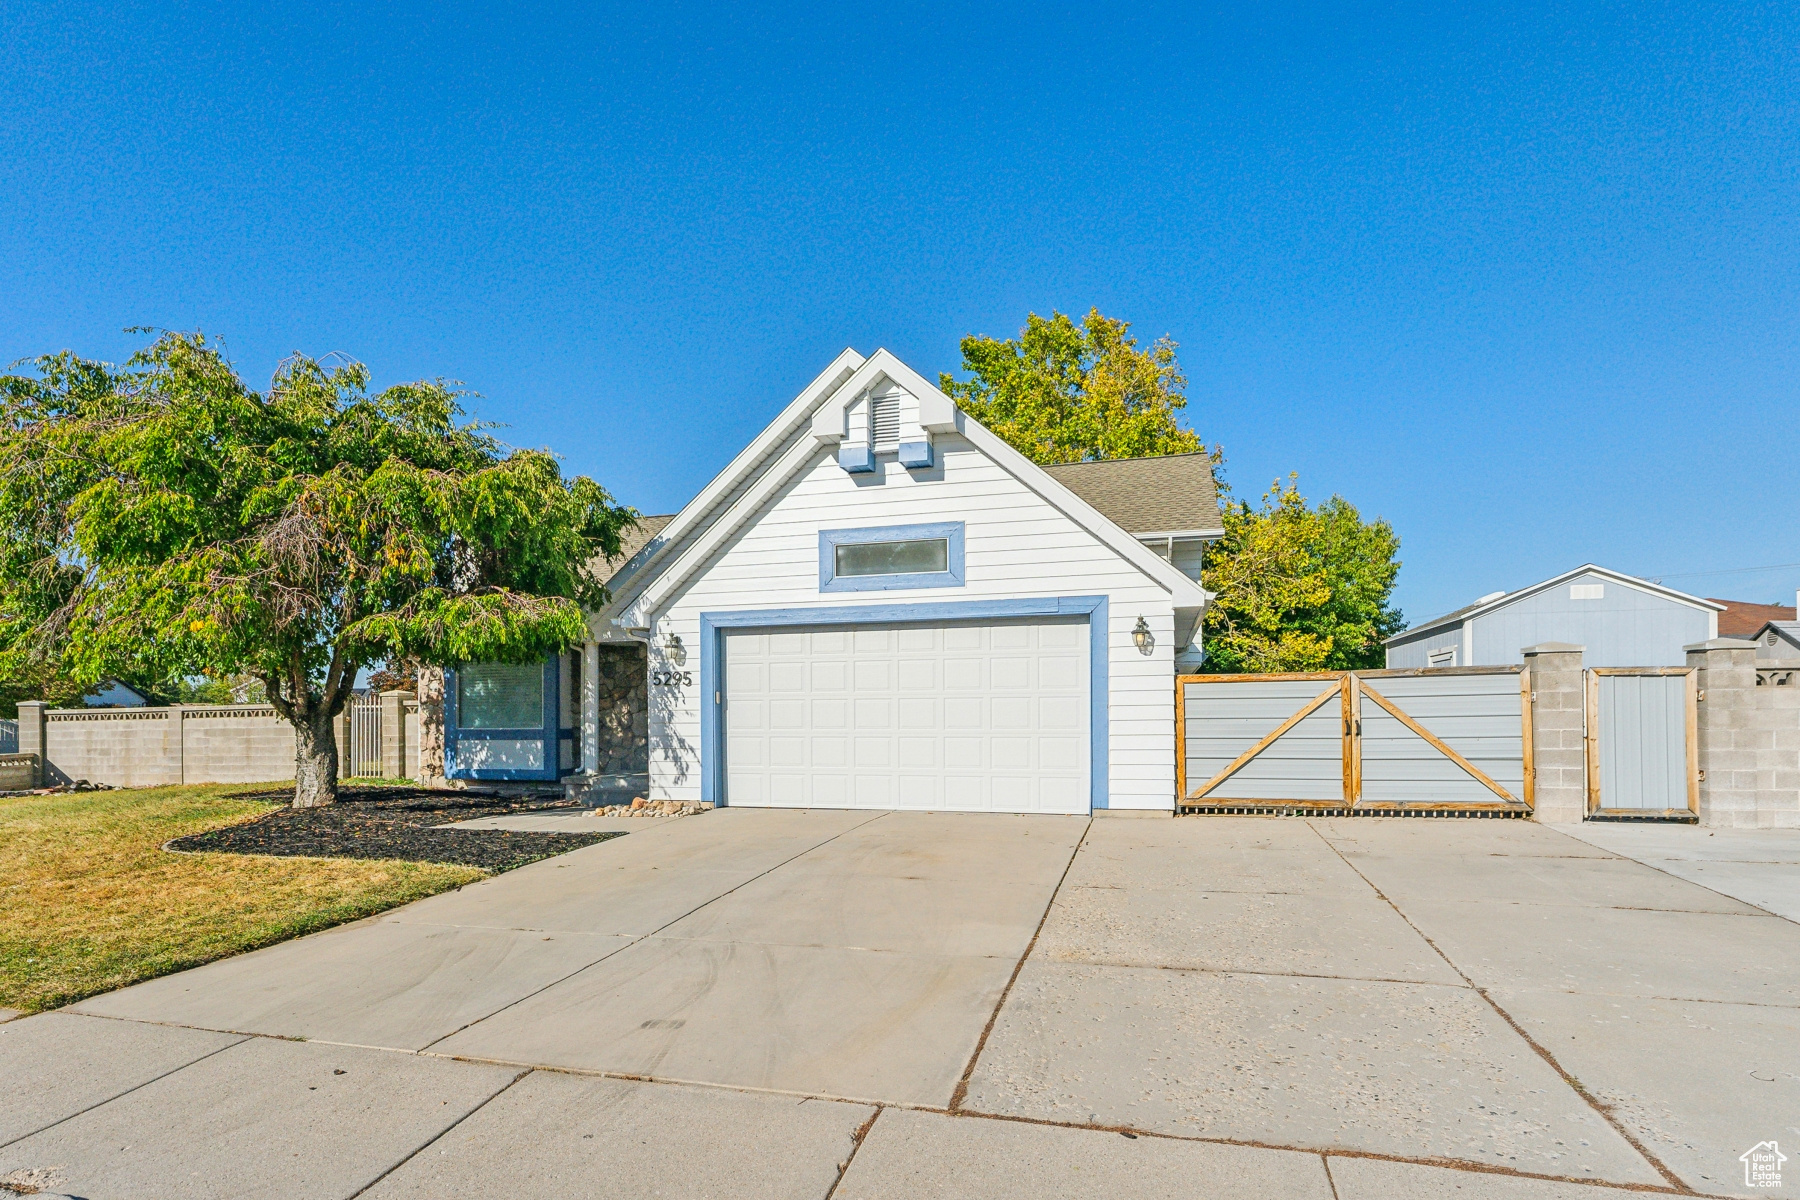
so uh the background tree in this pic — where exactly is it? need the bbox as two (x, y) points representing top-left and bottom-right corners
(0, 332), (633, 807)
(940, 308), (1213, 464)
(1202, 477), (1404, 672)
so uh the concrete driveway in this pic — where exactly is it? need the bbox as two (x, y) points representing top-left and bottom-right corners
(5, 811), (1797, 1199)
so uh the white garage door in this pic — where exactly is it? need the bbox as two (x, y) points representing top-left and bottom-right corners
(723, 617), (1090, 813)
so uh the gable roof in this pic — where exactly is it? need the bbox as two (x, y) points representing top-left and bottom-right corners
(1039, 453), (1223, 537)
(600, 349), (1209, 626)
(1388, 564), (1723, 643)
(1711, 598), (1797, 637)
(596, 513), (676, 585)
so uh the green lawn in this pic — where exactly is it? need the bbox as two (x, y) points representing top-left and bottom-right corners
(0, 784), (483, 1014)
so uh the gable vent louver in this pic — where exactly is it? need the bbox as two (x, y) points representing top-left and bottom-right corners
(870, 391), (901, 449)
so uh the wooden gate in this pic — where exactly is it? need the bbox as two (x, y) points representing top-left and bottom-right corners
(1177, 669), (1532, 815)
(1586, 668), (1697, 818)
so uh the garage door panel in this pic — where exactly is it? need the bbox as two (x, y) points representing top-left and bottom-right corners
(945, 698), (983, 726)
(898, 698), (937, 727)
(1040, 696), (1085, 730)
(724, 616), (1089, 814)
(945, 659), (985, 689)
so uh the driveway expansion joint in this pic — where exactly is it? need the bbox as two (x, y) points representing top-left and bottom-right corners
(947, 816), (1091, 1111)
(1305, 819), (1695, 1194)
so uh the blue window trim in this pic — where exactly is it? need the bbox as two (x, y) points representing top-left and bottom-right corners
(818, 521), (966, 593)
(699, 595), (1109, 811)
(444, 655), (560, 781)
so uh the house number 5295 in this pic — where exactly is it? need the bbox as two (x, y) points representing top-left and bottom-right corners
(651, 670), (692, 687)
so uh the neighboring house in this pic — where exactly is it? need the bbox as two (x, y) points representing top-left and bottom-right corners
(1385, 565), (1722, 668)
(440, 347), (1222, 814)
(83, 679), (150, 707)
(1711, 594), (1797, 638)
(1748, 620), (1800, 660)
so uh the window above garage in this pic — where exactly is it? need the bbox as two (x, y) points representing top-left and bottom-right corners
(819, 522), (966, 592)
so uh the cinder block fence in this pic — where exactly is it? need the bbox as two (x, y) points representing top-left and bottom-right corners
(1525, 641), (1800, 827)
(11, 691), (420, 789)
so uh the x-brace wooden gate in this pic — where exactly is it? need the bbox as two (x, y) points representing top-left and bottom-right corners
(1177, 669), (1533, 814)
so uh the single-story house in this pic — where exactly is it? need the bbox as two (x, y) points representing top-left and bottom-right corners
(1384, 564), (1723, 668)
(1749, 620), (1800, 660)
(1713, 594), (1797, 639)
(437, 347), (1224, 814)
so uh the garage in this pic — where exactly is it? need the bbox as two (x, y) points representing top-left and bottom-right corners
(722, 616), (1090, 813)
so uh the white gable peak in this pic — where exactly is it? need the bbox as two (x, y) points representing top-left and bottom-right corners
(809, 349), (958, 472)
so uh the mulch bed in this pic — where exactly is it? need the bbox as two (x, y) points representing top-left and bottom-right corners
(167, 785), (623, 872)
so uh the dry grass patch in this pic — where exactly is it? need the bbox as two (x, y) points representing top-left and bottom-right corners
(0, 784), (483, 1013)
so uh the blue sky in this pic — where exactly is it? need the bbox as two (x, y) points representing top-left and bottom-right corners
(3, 1), (1795, 624)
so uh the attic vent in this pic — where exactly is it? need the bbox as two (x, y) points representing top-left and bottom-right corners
(870, 391), (901, 449)
(1570, 584), (1604, 600)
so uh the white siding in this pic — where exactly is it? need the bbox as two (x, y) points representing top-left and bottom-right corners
(647, 434), (1179, 809)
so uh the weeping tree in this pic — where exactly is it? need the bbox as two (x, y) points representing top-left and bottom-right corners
(0, 331), (633, 807)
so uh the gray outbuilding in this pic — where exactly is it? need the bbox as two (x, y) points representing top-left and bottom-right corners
(1386, 564), (1722, 669)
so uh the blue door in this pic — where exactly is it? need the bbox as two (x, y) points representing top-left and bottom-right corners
(444, 657), (559, 781)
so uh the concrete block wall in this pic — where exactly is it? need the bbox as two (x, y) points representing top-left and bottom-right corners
(1522, 644), (1586, 823)
(1687, 642), (1800, 828)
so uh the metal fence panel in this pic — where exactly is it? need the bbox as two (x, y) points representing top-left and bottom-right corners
(344, 693), (383, 778)
(1597, 674), (1689, 810)
(1182, 678), (1345, 802)
(0, 719), (16, 755)
(1359, 673), (1525, 804)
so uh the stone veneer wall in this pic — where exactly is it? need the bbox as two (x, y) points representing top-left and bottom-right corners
(594, 644), (649, 775)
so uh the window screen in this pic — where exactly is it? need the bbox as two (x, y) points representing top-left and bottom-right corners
(834, 537), (949, 577)
(457, 661), (544, 729)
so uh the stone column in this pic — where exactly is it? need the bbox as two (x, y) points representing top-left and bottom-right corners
(581, 642), (601, 776)
(16, 700), (46, 788)
(1688, 639), (1765, 827)
(416, 667), (446, 785)
(1521, 643), (1586, 823)
(379, 690), (408, 780)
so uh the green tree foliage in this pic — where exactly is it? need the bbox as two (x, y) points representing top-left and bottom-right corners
(939, 308), (1210, 464)
(0, 332), (633, 806)
(1202, 477), (1404, 673)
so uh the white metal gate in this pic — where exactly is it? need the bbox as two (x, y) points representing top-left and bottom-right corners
(1586, 668), (1697, 816)
(1178, 669), (1530, 814)
(343, 693), (383, 779)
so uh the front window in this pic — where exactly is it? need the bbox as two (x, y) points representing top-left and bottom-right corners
(457, 661), (543, 729)
(834, 537), (949, 578)
(819, 522), (966, 593)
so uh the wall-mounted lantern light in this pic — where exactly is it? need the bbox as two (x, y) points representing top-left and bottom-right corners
(664, 631), (687, 665)
(1132, 617), (1154, 656)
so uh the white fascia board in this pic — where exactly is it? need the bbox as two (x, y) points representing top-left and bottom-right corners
(853, 349), (1207, 605)
(1391, 563), (1724, 644)
(808, 349), (957, 443)
(627, 432), (826, 623)
(627, 348), (1207, 621)
(597, 348), (865, 621)
(1494, 564), (1724, 615)
(1135, 528), (1226, 541)
(946, 398), (1209, 608)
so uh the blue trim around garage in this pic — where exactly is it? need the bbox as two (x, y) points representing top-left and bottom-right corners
(444, 655), (560, 782)
(818, 521), (966, 593)
(698, 595), (1109, 811)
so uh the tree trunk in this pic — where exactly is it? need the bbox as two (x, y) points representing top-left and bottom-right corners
(292, 709), (340, 808)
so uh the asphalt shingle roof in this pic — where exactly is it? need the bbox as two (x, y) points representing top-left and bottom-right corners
(1711, 598), (1798, 637)
(1039, 452), (1223, 537)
